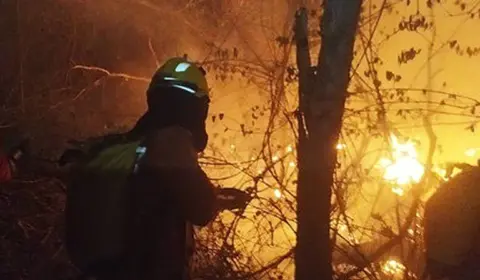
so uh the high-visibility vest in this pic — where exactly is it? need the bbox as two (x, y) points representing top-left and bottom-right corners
(65, 136), (144, 270)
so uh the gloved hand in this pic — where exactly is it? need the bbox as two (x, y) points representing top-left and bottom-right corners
(216, 188), (253, 211)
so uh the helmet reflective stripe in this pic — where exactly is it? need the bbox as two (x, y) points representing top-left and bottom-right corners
(171, 84), (207, 98)
(133, 146), (147, 174)
(172, 84), (196, 94)
(175, 62), (191, 72)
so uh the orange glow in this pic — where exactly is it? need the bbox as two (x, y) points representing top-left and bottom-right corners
(379, 134), (424, 195)
(382, 259), (406, 276)
(465, 148), (478, 157)
(274, 189), (282, 199)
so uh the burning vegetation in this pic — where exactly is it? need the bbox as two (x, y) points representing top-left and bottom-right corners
(2, 0), (480, 279)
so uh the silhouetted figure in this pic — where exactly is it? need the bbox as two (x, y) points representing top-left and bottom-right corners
(424, 163), (480, 280)
(65, 57), (250, 280)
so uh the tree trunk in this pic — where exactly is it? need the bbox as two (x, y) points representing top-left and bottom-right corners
(295, 1), (362, 280)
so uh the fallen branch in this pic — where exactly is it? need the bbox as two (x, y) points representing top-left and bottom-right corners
(71, 65), (150, 83)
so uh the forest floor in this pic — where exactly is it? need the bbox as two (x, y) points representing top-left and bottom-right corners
(0, 178), (78, 280)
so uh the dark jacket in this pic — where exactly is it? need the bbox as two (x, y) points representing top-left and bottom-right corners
(124, 126), (218, 280)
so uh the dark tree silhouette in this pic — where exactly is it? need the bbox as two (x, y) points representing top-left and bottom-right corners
(294, 1), (363, 279)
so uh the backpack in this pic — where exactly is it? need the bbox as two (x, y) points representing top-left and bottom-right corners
(64, 134), (145, 270)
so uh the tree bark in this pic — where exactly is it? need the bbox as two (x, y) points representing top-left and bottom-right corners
(295, 1), (362, 280)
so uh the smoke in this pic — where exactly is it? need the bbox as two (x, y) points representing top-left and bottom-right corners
(61, 0), (229, 65)
(0, 0), (301, 152)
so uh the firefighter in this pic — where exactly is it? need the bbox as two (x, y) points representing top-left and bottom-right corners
(122, 57), (249, 280)
(423, 163), (480, 280)
(65, 57), (250, 280)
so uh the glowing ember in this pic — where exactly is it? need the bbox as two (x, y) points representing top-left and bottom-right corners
(391, 186), (405, 196)
(379, 134), (424, 195)
(286, 145), (293, 153)
(336, 143), (346, 150)
(382, 259), (406, 275)
(289, 161), (296, 167)
(274, 189), (282, 199)
(432, 166), (447, 179)
(337, 223), (347, 233)
(465, 148), (477, 157)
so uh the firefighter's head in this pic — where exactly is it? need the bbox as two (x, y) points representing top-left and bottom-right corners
(151, 57), (209, 98)
(141, 57), (210, 151)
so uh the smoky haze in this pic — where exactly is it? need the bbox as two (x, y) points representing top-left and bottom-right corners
(0, 0), (299, 155)
(3, 1), (480, 278)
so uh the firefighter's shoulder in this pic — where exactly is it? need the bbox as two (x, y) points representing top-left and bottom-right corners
(141, 126), (198, 169)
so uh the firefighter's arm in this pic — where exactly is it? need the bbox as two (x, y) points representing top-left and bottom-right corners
(142, 127), (218, 226)
(169, 167), (218, 226)
(164, 171), (253, 226)
(142, 127), (252, 225)
(161, 170), (252, 225)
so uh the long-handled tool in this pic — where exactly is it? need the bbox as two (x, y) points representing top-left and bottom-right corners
(216, 187), (253, 212)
